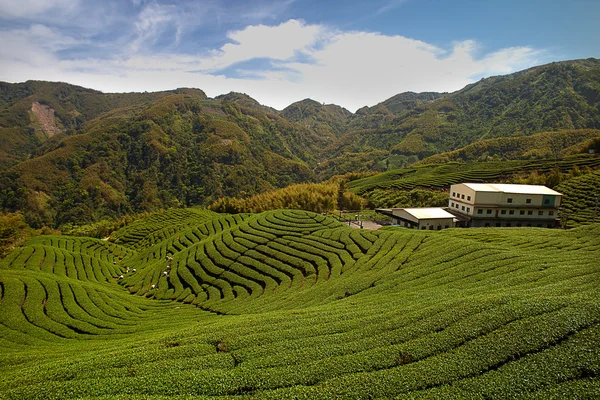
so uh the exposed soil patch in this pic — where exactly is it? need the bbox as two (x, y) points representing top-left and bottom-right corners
(31, 101), (63, 138)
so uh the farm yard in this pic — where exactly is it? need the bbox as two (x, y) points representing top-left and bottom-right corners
(0, 209), (599, 399)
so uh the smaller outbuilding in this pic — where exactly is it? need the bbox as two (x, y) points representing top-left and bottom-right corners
(377, 208), (456, 230)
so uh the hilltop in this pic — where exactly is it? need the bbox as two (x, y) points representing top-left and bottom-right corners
(0, 209), (598, 398)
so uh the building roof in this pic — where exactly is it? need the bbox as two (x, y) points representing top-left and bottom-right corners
(460, 183), (562, 196)
(400, 208), (456, 220)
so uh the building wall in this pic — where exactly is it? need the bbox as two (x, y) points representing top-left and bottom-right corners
(448, 183), (561, 228)
(417, 218), (454, 230)
(391, 209), (454, 230)
(471, 218), (558, 228)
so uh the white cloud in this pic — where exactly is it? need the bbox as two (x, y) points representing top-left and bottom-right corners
(0, 18), (543, 112)
(196, 19), (327, 71)
(0, 0), (78, 19)
(130, 3), (181, 52)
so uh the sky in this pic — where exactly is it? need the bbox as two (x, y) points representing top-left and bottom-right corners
(0, 0), (598, 112)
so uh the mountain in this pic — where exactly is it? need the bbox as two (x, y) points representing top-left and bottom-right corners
(0, 80), (207, 170)
(316, 58), (600, 178)
(0, 87), (334, 227)
(280, 98), (352, 138)
(2, 58), (600, 227)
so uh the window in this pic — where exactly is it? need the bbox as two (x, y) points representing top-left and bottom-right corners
(507, 198), (513, 203)
(461, 194), (465, 199)
(544, 199), (550, 205)
(509, 210), (514, 215)
(451, 202), (454, 207)
(528, 210), (533, 215)
(487, 209), (492, 215)
(429, 226), (433, 230)
(467, 207), (471, 213)
(549, 211), (554, 216)
(467, 196), (471, 201)
(461, 206), (465, 211)
(452, 192), (456, 197)
(526, 198), (532, 204)
(477, 209), (483, 214)
(501, 210), (506, 215)
(437, 225), (441, 230)
(421, 226), (426, 230)
(538, 211), (544, 216)
(520, 210), (525, 215)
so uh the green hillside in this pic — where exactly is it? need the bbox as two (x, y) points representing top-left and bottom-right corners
(0, 81), (207, 170)
(2, 58), (600, 227)
(316, 58), (600, 178)
(347, 156), (600, 209)
(0, 209), (599, 398)
(557, 169), (600, 226)
(0, 90), (332, 228)
(418, 129), (600, 164)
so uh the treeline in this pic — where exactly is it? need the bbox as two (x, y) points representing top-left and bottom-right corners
(208, 182), (367, 214)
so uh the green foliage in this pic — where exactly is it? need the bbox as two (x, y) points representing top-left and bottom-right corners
(348, 156), (600, 208)
(0, 209), (599, 398)
(208, 182), (367, 214)
(0, 89), (329, 227)
(419, 129), (600, 164)
(317, 59), (600, 178)
(556, 169), (600, 227)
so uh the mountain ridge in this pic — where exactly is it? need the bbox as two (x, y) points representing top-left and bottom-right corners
(2, 58), (600, 227)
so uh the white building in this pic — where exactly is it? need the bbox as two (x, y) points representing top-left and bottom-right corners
(378, 208), (457, 230)
(448, 183), (562, 228)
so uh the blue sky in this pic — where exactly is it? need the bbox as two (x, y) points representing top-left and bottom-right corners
(0, 0), (598, 111)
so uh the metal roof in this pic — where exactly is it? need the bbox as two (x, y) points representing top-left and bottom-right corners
(400, 208), (456, 220)
(461, 183), (562, 196)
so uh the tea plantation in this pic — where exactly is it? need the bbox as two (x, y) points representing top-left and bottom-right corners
(0, 209), (599, 399)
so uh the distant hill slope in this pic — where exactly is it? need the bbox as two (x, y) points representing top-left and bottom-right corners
(418, 129), (600, 164)
(317, 58), (600, 178)
(0, 80), (207, 170)
(0, 91), (333, 227)
(0, 209), (599, 398)
(281, 98), (352, 138)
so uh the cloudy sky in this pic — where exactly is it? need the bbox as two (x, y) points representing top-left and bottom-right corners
(0, 0), (598, 111)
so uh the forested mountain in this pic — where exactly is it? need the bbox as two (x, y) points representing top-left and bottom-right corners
(316, 58), (600, 177)
(1, 58), (600, 227)
(0, 90), (331, 227)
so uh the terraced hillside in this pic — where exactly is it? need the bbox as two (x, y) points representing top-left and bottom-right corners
(347, 155), (600, 208)
(0, 209), (599, 398)
(557, 169), (600, 226)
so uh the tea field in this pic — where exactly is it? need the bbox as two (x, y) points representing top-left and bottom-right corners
(347, 156), (600, 208)
(0, 208), (599, 399)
